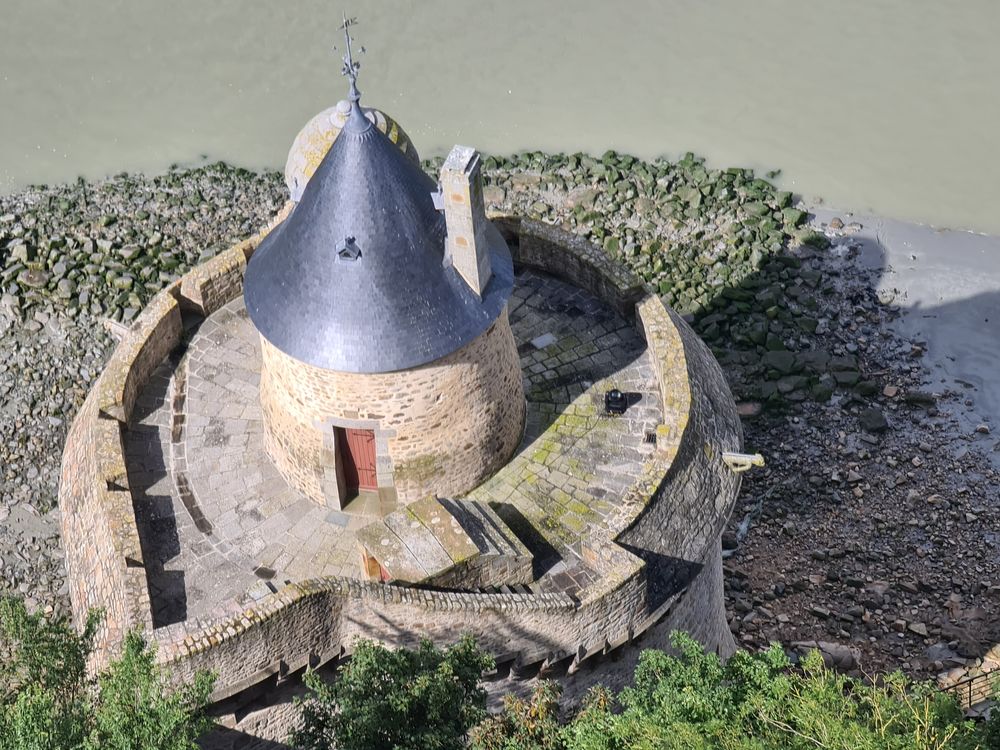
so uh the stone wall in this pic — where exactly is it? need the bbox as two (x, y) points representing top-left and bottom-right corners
(258, 308), (526, 507)
(618, 297), (743, 657)
(625, 302), (743, 561)
(492, 216), (647, 319)
(60, 290), (182, 665)
(158, 569), (649, 698)
(58, 209), (290, 666)
(95, 290), (182, 425)
(60, 401), (146, 666)
(151, 221), (742, 708)
(179, 202), (293, 317)
(59, 208), (743, 746)
(657, 539), (735, 655)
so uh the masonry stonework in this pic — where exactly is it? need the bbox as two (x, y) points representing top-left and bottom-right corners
(58, 206), (744, 748)
(258, 307), (526, 507)
(442, 145), (493, 297)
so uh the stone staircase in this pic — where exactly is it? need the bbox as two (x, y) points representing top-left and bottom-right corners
(355, 496), (532, 588)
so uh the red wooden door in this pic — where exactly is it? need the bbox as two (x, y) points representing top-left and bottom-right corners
(337, 428), (377, 491)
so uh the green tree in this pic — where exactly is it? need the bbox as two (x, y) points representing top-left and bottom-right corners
(85, 631), (215, 750)
(470, 680), (564, 750)
(291, 635), (494, 750)
(471, 632), (1000, 750)
(0, 597), (98, 750)
(0, 596), (215, 750)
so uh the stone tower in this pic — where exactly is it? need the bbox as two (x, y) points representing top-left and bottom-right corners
(242, 72), (525, 514)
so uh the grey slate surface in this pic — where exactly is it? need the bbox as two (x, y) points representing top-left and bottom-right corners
(243, 101), (513, 373)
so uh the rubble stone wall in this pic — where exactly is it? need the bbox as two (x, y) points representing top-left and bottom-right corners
(95, 290), (182, 425)
(492, 216), (647, 319)
(59, 396), (153, 667)
(160, 568), (649, 698)
(179, 202), (293, 318)
(154, 221), (741, 706)
(623, 302), (743, 563)
(657, 539), (734, 656)
(618, 299), (743, 657)
(59, 289), (182, 666)
(258, 308), (526, 507)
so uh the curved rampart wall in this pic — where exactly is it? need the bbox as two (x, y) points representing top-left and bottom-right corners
(59, 206), (741, 703)
(491, 216), (647, 319)
(58, 205), (291, 668)
(60, 390), (154, 666)
(158, 572), (650, 698)
(258, 308), (525, 506)
(60, 288), (183, 665)
(617, 297), (743, 657)
(151, 217), (741, 701)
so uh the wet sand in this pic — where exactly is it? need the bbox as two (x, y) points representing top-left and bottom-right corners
(813, 207), (1000, 462)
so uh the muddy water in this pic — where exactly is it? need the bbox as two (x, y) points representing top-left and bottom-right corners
(1, 1), (998, 232)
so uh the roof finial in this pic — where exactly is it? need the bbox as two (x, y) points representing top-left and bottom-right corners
(338, 13), (364, 104)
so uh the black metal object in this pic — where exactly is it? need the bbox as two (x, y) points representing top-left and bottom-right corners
(604, 389), (628, 415)
(336, 235), (361, 261)
(243, 84), (513, 374)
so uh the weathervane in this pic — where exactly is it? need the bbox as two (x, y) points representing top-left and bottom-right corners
(336, 13), (365, 102)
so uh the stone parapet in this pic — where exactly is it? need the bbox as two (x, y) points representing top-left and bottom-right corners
(60, 210), (743, 719)
(59, 395), (153, 668)
(635, 294), (691, 465)
(96, 289), (182, 425)
(58, 209), (291, 668)
(151, 221), (738, 701)
(156, 573), (651, 701)
(491, 216), (647, 319)
(179, 202), (293, 317)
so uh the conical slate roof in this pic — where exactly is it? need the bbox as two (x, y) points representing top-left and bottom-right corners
(243, 102), (513, 373)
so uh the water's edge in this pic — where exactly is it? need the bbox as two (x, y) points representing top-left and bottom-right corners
(1, 0), (998, 233)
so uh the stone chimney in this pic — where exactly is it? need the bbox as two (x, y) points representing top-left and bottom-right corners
(441, 145), (492, 298)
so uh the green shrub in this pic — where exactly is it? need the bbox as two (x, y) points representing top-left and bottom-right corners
(86, 631), (215, 750)
(291, 635), (494, 750)
(471, 632), (1000, 750)
(470, 680), (564, 750)
(0, 597), (214, 750)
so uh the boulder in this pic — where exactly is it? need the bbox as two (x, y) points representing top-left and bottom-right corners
(859, 408), (889, 433)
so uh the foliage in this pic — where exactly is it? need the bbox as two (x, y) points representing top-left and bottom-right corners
(470, 632), (1000, 750)
(0, 598), (99, 750)
(0, 597), (215, 750)
(86, 631), (215, 750)
(291, 635), (494, 750)
(470, 680), (564, 750)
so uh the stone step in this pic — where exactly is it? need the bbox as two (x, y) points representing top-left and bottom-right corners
(355, 496), (533, 588)
(441, 498), (530, 561)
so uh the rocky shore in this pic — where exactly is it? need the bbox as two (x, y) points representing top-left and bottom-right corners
(1, 154), (996, 687)
(0, 165), (286, 615)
